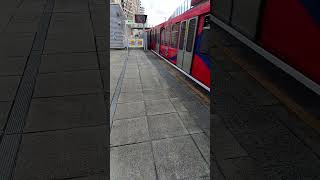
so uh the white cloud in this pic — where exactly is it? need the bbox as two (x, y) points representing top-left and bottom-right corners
(141, 0), (185, 26)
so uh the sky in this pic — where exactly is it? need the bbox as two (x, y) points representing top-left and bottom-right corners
(140, 0), (185, 26)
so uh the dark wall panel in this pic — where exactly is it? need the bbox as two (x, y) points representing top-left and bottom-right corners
(231, 0), (262, 39)
(212, 0), (233, 23)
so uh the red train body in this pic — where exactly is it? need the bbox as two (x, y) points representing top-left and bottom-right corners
(147, 0), (211, 91)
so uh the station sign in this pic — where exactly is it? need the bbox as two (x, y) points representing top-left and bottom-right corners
(135, 14), (147, 23)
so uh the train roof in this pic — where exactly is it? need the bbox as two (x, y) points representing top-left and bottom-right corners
(152, 1), (210, 29)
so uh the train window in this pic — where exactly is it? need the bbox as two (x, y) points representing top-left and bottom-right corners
(171, 22), (180, 48)
(179, 21), (187, 50)
(186, 18), (197, 52)
(161, 28), (165, 45)
(165, 26), (170, 46)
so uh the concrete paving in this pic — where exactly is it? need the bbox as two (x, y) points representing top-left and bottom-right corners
(110, 50), (210, 180)
(212, 22), (320, 180)
(0, 0), (108, 179)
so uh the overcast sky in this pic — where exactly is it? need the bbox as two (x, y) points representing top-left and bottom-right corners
(141, 0), (185, 26)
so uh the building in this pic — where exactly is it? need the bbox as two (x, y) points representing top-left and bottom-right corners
(139, 6), (145, 14)
(118, 0), (141, 20)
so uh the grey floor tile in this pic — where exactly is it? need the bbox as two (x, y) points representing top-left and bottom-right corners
(0, 57), (27, 76)
(13, 126), (108, 180)
(48, 13), (92, 34)
(143, 89), (169, 100)
(152, 136), (209, 180)
(191, 133), (210, 165)
(177, 111), (203, 134)
(0, 33), (35, 57)
(24, 94), (106, 132)
(113, 101), (145, 120)
(117, 92), (143, 103)
(40, 52), (98, 73)
(96, 36), (107, 51)
(170, 98), (188, 112)
(218, 157), (266, 180)
(0, 101), (11, 131)
(53, 0), (88, 12)
(33, 70), (102, 97)
(110, 142), (157, 180)
(120, 82), (142, 93)
(145, 99), (176, 116)
(0, 76), (21, 101)
(43, 33), (95, 54)
(111, 116), (149, 146)
(214, 115), (248, 159)
(147, 113), (188, 140)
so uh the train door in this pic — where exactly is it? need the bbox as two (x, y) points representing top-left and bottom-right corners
(176, 20), (187, 68)
(156, 29), (160, 52)
(176, 17), (198, 73)
(182, 17), (198, 73)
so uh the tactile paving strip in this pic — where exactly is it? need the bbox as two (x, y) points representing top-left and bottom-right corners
(0, 0), (55, 179)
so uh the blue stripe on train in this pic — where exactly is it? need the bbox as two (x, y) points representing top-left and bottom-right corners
(194, 33), (212, 69)
(300, 0), (320, 25)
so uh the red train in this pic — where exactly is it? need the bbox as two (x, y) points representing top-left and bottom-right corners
(212, 0), (320, 94)
(147, 0), (211, 91)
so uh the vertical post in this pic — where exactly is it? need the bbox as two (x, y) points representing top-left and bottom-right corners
(125, 21), (128, 55)
(143, 22), (146, 51)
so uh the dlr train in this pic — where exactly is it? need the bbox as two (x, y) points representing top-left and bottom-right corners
(146, 0), (212, 92)
(147, 0), (320, 95)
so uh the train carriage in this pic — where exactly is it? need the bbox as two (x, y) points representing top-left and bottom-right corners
(148, 0), (211, 91)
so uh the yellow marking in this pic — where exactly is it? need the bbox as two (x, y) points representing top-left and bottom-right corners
(221, 47), (320, 133)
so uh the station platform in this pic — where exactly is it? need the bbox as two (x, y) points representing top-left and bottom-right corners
(0, 0), (108, 179)
(110, 49), (210, 179)
(212, 23), (320, 179)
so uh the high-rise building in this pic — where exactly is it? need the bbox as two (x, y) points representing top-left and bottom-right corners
(111, 0), (143, 21)
(117, 0), (141, 20)
(139, 6), (145, 14)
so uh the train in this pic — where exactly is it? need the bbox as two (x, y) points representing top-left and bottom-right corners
(147, 0), (320, 94)
(211, 0), (320, 94)
(146, 0), (212, 91)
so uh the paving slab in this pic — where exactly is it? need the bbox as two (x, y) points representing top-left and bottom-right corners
(218, 157), (266, 180)
(176, 111), (203, 134)
(0, 101), (11, 131)
(110, 116), (149, 146)
(170, 98), (188, 112)
(0, 57), (27, 76)
(12, 126), (108, 180)
(39, 52), (99, 73)
(145, 99), (176, 116)
(48, 13), (92, 35)
(0, 33), (35, 57)
(24, 94), (106, 132)
(152, 136), (209, 180)
(110, 142), (157, 180)
(142, 89), (169, 100)
(192, 133), (210, 165)
(0, 76), (21, 101)
(53, 0), (89, 12)
(33, 70), (102, 97)
(117, 92), (143, 103)
(120, 81), (142, 93)
(113, 101), (146, 120)
(147, 113), (188, 140)
(43, 33), (96, 54)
